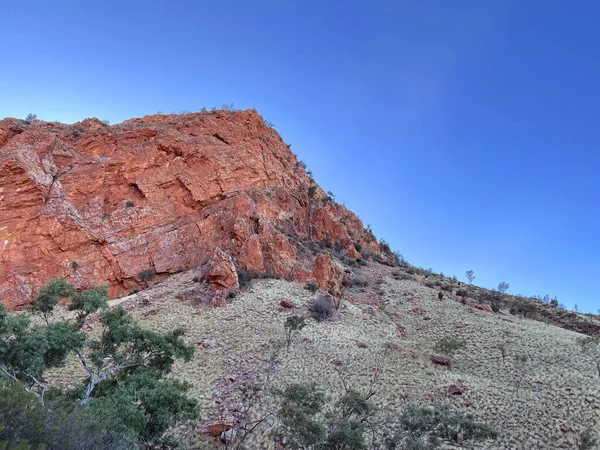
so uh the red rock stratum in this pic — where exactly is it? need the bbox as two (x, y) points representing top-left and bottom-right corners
(0, 110), (380, 309)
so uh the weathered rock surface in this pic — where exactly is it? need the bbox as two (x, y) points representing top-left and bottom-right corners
(0, 110), (380, 309)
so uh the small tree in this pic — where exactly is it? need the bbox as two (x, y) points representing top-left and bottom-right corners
(25, 113), (37, 123)
(77, 306), (194, 406)
(497, 281), (509, 293)
(284, 315), (306, 350)
(31, 277), (75, 324)
(465, 270), (475, 284)
(277, 383), (326, 448)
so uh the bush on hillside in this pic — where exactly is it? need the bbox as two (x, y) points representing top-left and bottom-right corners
(308, 296), (335, 321)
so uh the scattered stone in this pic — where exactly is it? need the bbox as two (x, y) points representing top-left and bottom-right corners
(386, 342), (402, 352)
(431, 355), (452, 369)
(357, 342), (368, 348)
(279, 300), (295, 309)
(447, 384), (468, 396)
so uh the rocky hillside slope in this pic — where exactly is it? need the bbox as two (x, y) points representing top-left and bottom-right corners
(0, 110), (381, 310)
(46, 260), (600, 449)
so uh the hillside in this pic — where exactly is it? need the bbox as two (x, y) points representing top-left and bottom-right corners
(2, 111), (599, 449)
(44, 258), (600, 449)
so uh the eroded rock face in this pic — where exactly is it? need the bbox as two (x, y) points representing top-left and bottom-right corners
(0, 110), (380, 309)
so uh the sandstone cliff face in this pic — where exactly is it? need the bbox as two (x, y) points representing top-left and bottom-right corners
(0, 110), (380, 309)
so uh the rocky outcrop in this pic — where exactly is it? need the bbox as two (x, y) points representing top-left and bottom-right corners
(0, 110), (381, 309)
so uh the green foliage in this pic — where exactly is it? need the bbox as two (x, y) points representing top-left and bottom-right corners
(284, 315), (307, 350)
(323, 418), (367, 450)
(579, 427), (598, 450)
(304, 281), (319, 293)
(31, 278), (74, 323)
(0, 382), (46, 449)
(90, 369), (198, 447)
(0, 382), (138, 450)
(277, 383), (326, 449)
(389, 404), (497, 447)
(137, 268), (155, 283)
(509, 299), (537, 318)
(0, 304), (84, 397)
(125, 200), (135, 208)
(433, 338), (466, 356)
(1, 278), (197, 447)
(68, 285), (108, 328)
(25, 113), (37, 124)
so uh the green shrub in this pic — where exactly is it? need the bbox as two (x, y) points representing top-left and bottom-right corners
(277, 384), (325, 449)
(284, 316), (307, 350)
(385, 404), (497, 448)
(125, 200), (135, 208)
(305, 281), (319, 293)
(433, 338), (466, 356)
(509, 299), (537, 318)
(137, 269), (156, 288)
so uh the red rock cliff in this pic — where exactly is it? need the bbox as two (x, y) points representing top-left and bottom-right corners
(0, 110), (380, 310)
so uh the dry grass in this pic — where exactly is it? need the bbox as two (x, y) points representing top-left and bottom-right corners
(44, 264), (600, 449)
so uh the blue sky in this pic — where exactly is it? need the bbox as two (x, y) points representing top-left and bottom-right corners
(1, 1), (598, 312)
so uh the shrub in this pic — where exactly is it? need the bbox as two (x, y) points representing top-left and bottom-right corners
(237, 270), (280, 289)
(433, 337), (466, 356)
(308, 297), (335, 322)
(137, 268), (156, 283)
(342, 276), (368, 288)
(441, 284), (453, 292)
(277, 384), (326, 449)
(71, 261), (79, 270)
(305, 281), (319, 293)
(456, 289), (469, 298)
(579, 427), (598, 450)
(125, 200), (135, 208)
(509, 299), (537, 318)
(25, 113), (37, 124)
(357, 259), (367, 267)
(392, 404), (497, 446)
(284, 315), (307, 350)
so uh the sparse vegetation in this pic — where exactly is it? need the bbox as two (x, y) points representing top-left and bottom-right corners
(284, 315), (307, 350)
(125, 200), (135, 208)
(342, 276), (368, 288)
(497, 281), (509, 293)
(308, 296), (335, 321)
(304, 281), (319, 293)
(137, 268), (156, 288)
(25, 113), (37, 123)
(465, 270), (475, 284)
(433, 337), (466, 356)
(386, 404), (498, 448)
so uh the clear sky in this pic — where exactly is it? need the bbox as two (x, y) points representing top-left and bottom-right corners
(1, 1), (598, 312)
